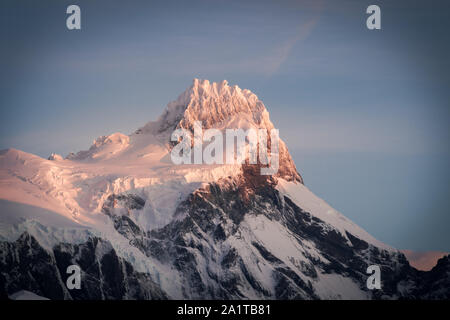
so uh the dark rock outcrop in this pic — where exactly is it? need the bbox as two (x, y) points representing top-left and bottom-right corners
(0, 233), (167, 300)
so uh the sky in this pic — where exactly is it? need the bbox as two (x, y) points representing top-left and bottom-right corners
(1, 0), (449, 251)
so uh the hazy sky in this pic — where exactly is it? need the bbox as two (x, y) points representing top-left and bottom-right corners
(1, 0), (449, 251)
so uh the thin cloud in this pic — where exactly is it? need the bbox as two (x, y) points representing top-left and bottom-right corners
(263, 17), (319, 76)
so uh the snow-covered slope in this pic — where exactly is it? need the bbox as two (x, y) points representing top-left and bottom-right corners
(0, 79), (298, 233)
(277, 180), (392, 251)
(0, 79), (448, 300)
(9, 290), (49, 300)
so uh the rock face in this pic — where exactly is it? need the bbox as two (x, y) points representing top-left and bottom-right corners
(1, 174), (449, 299)
(410, 255), (450, 299)
(98, 173), (450, 299)
(0, 79), (449, 300)
(0, 233), (167, 300)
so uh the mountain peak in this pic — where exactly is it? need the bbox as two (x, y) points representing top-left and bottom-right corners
(162, 80), (302, 182)
(190, 78), (244, 98)
(134, 79), (302, 182)
(191, 78), (229, 91)
(142, 79), (272, 136)
(63, 79), (301, 182)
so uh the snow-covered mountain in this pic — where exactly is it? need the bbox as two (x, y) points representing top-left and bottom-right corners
(0, 79), (449, 300)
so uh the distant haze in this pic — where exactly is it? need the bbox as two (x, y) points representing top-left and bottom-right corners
(402, 250), (449, 271)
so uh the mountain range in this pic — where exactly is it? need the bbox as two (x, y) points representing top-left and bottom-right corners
(1, 79), (449, 300)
